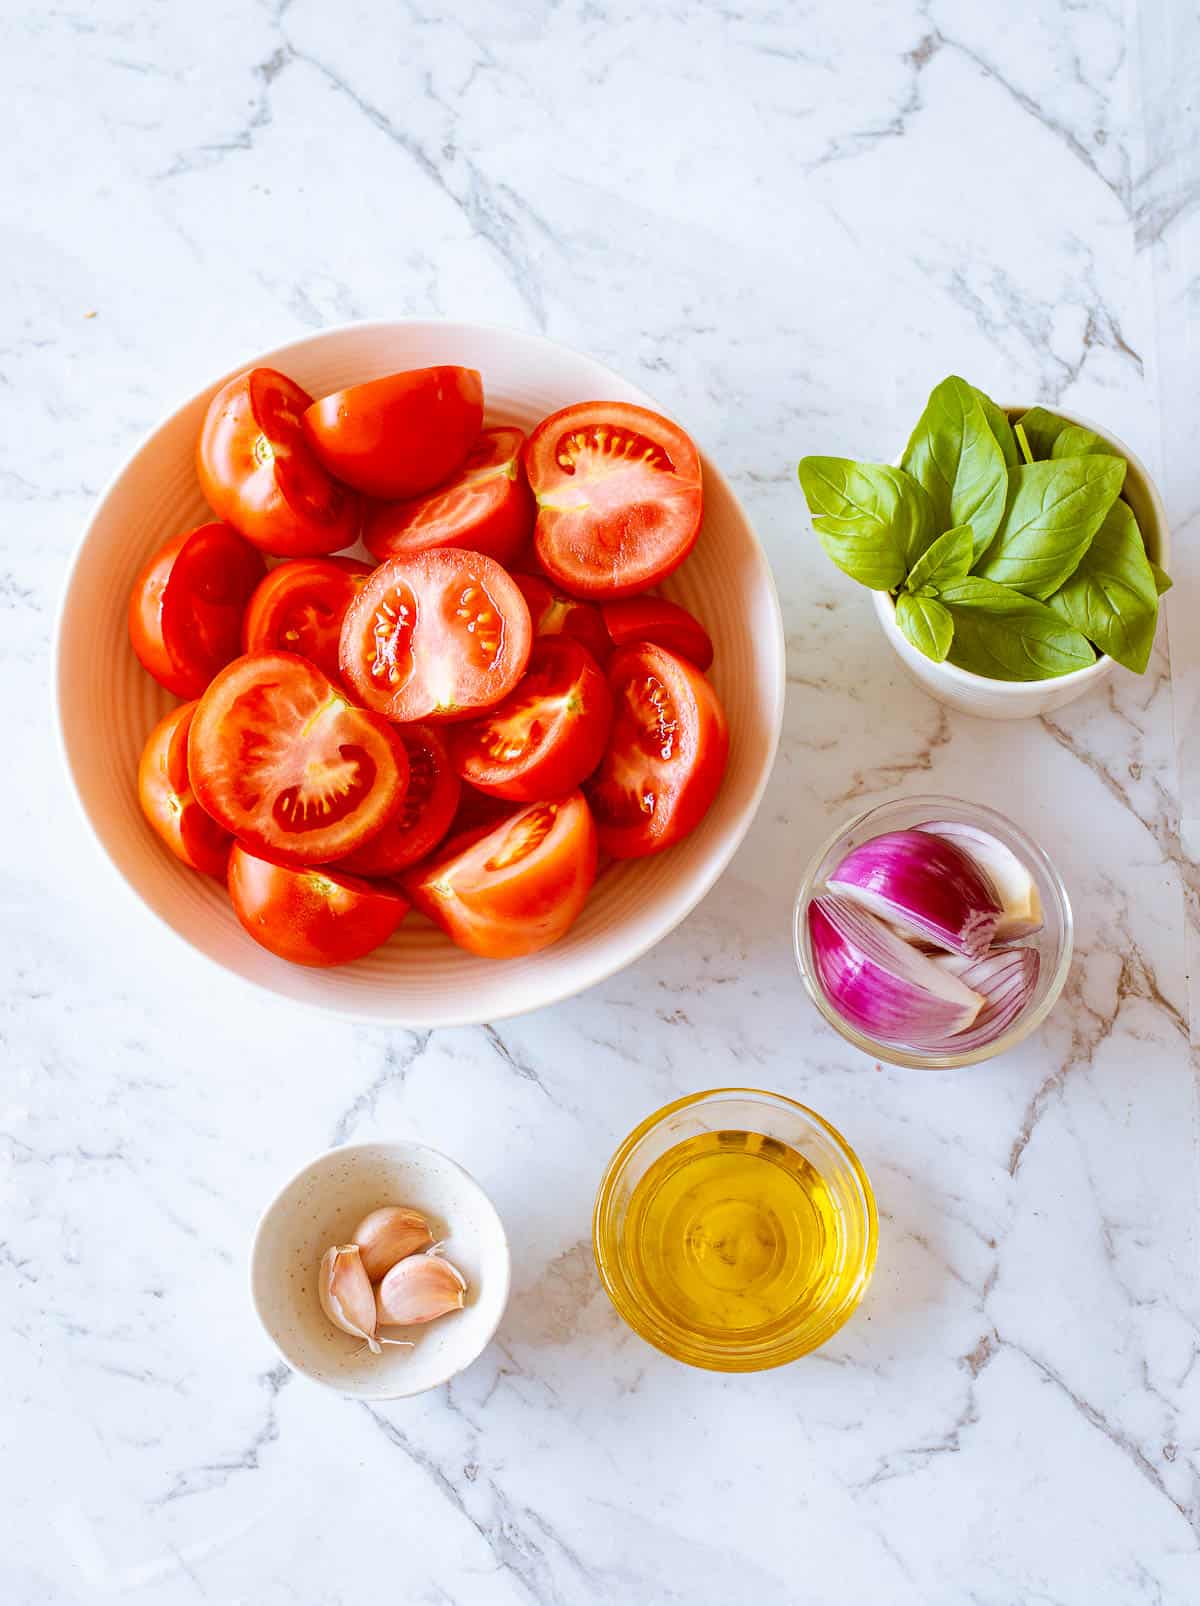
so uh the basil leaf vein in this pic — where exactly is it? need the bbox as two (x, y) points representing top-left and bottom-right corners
(938, 576), (1096, 681)
(901, 376), (1008, 561)
(904, 524), (974, 593)
(895, 592), (953, 663)
(798, 457), (935, 590)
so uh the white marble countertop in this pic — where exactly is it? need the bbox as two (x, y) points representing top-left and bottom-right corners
(4, 2), (1198, 1602)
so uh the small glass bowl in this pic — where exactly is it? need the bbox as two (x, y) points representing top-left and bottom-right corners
(592, 1089), (878, 1371)
(794, 794), (1072, 1069)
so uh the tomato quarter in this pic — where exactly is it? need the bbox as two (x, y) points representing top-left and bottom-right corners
(336, 723), (461, 876)
(137, 701), (231, 876)
(600, 595), (713, 671)
(585, 643), (728, 858)
(187, 651), (409, 863)
(228, 843), (409, 967)
(525, 401), (703, 599)
(242, 556), (372, 682)
(513, 572), (611, 663)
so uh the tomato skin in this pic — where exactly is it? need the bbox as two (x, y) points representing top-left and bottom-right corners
(336, 724), (461, 876)
(303, 367), (484, 500)
(513, 573), (611, 664)
(242, 556), (372, 682)
(364, 427), (534, 567)
(137, 701), (231, 876)
(197, 367), (361, 557)
(128, 524), (266, 698)
(188, 651), (409, 864)
(227, 843), (409, 966)
(447, 638), (613, 802)
(525, 401), (703, 599)
(586, 643), (728, 859)
(405, 792), (598, 958)
(340, 549), (532, 724)
(600, 595), (713, 671)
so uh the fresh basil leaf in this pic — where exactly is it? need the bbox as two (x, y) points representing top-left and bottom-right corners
(901, 376), (1008, 560)
(1015, 406), (1071, 459)
(895, 592), (953, 662)
(1051, 424), (1109, 459)
(904, 524), (974, 594)
(798, 457), (935, 589)
(939, 576), (1096, 681)
(974, 454), (1126, 598)
(1150, 560), (1173, 596)
(1014, 423), (1035, 465)
(973, 386), (1019, 468)
(1043, 500), (1159, 673)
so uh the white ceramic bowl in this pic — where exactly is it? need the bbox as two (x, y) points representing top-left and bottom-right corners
(250, 1140), (510, 1399)
(873, 409), (1169, 720)
(55, 320), (785, 1024)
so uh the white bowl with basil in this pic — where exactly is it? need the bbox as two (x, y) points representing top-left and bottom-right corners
(799, 379), (1171, 720)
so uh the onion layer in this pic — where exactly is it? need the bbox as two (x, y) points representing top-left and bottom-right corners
(916, 820), (1043, 941)
(827, 829), (1001, 959)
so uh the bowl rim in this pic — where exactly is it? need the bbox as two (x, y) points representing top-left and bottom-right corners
(248, 1136), (513, 1398)
(52, 317), (787, 1025)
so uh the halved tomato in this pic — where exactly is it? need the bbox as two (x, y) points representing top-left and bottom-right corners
(137, 701), (231, 876)
(242, 556), (372, 682)
(405, 792), (597, 958)
(339, 549), (532, 723)
(600, 595), (713, 671)
(513, 573), (611, 664)
(336, 724), (461, 876)
(128, 523), (266, 698)
(364, 427), (534, 567)
(585, 643), (728, 859)
(197, 367), (361, 557)
(303, 367), (484, 500)
(228, 843), (409, 967)
(525, 401), (703, 599)
(187, 651), (409, 863)
(447, 638), (612, 802)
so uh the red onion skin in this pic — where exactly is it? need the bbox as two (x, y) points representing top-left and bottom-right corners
(827, 829), (1001, 958)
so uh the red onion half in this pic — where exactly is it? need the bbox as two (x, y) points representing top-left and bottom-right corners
(916, 820), (1043, 941)
(827, 829), (1001, 958)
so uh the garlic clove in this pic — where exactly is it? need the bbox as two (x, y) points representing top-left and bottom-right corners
(318, 1245), (381, 1353)
(376, 1251), (468, 1327)
(351, 1205), (435, 1282)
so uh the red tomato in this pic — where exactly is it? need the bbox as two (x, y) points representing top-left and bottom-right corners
(363, 427), (534, 567)
(405, 793), (597, 958)
(600, 595), (713, 671)
(137, 701), (231, 876)
(336, 724), (461, 876)
(447, 638), (613, 802)
(524, 401), (703, 599)
(303, 367), (484, 500)
(187, 651), (409, 863)
(513, 572), (611, 664)
(339, 549), (532, 723)
(128, 523), (266, 698)
(228, 843), (409, 967)
(197, 367), (361, 557)
(242, 556), (372, 682)
(585, 643), (728, 858)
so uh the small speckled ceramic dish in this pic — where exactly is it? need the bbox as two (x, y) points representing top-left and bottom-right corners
(250, 1140), (510, 1399)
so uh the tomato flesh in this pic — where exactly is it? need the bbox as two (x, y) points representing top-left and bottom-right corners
(513, 572), (611, 664)
(586, 643), (728, 858)
(405, 792), (598, 958)
(228, 843), (409, 966)
(242, 556), (372, 683)
(137, 701), (231, 876)
(336, 724), (461, 876)
(600, 595), (713, 671)
(187, 651), (409, 863)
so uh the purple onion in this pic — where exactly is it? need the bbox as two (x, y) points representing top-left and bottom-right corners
(915, 820), (1043, 941)
(923, 947), (1041, 1051)
(827, 829), (1001, 958)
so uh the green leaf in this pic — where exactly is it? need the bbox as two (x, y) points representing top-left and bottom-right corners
(939, 577), (1097, 681)
(901, 376), (1008, 560)
(973, 386), (1019, 468)
(1043, 501), (1159, 673)
(798, 457), (935, 590)
(896, 592), (954, 662)
(974, 454), (1126, 598)
(904, 524), (974, 594)
(1051, 424), (1110, 459)
(1150, 560), (1173, 596)
(1015, 406), (1071, 459)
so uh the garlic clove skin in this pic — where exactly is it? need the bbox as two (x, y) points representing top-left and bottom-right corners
(351, 1205), (435, 1282)
(376, 1251), (467, 1327)
(318, 1245), (381, 1353)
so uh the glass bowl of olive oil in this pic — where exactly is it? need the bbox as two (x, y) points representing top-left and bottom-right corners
(593, 1089), (877, 1371)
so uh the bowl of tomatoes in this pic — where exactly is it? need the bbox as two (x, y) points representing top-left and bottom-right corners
(55, 321), (785, 1024)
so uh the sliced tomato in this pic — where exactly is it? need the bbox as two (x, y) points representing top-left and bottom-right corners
(303, 366), (484, 500)
(197, 367), (361, 557)
(339, 549), (532, 723)
(242, 556), (372, 682)
(600, 595), (713, 671)
(585, 643), (728, 859)
(128, 523), (266, 698)
(525, 401), (703, 599)
(364, 427), (534, 567)
(228, 843), (409, 967)
(187, 651), (409, 863)
(447, 638), (612, 802)
(137, 701), (231, 876)
(405, 793), (597, 958)
(513, 572), (611, 664)
(336, 724), (461, 876)
(450, 783), (519, 839)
